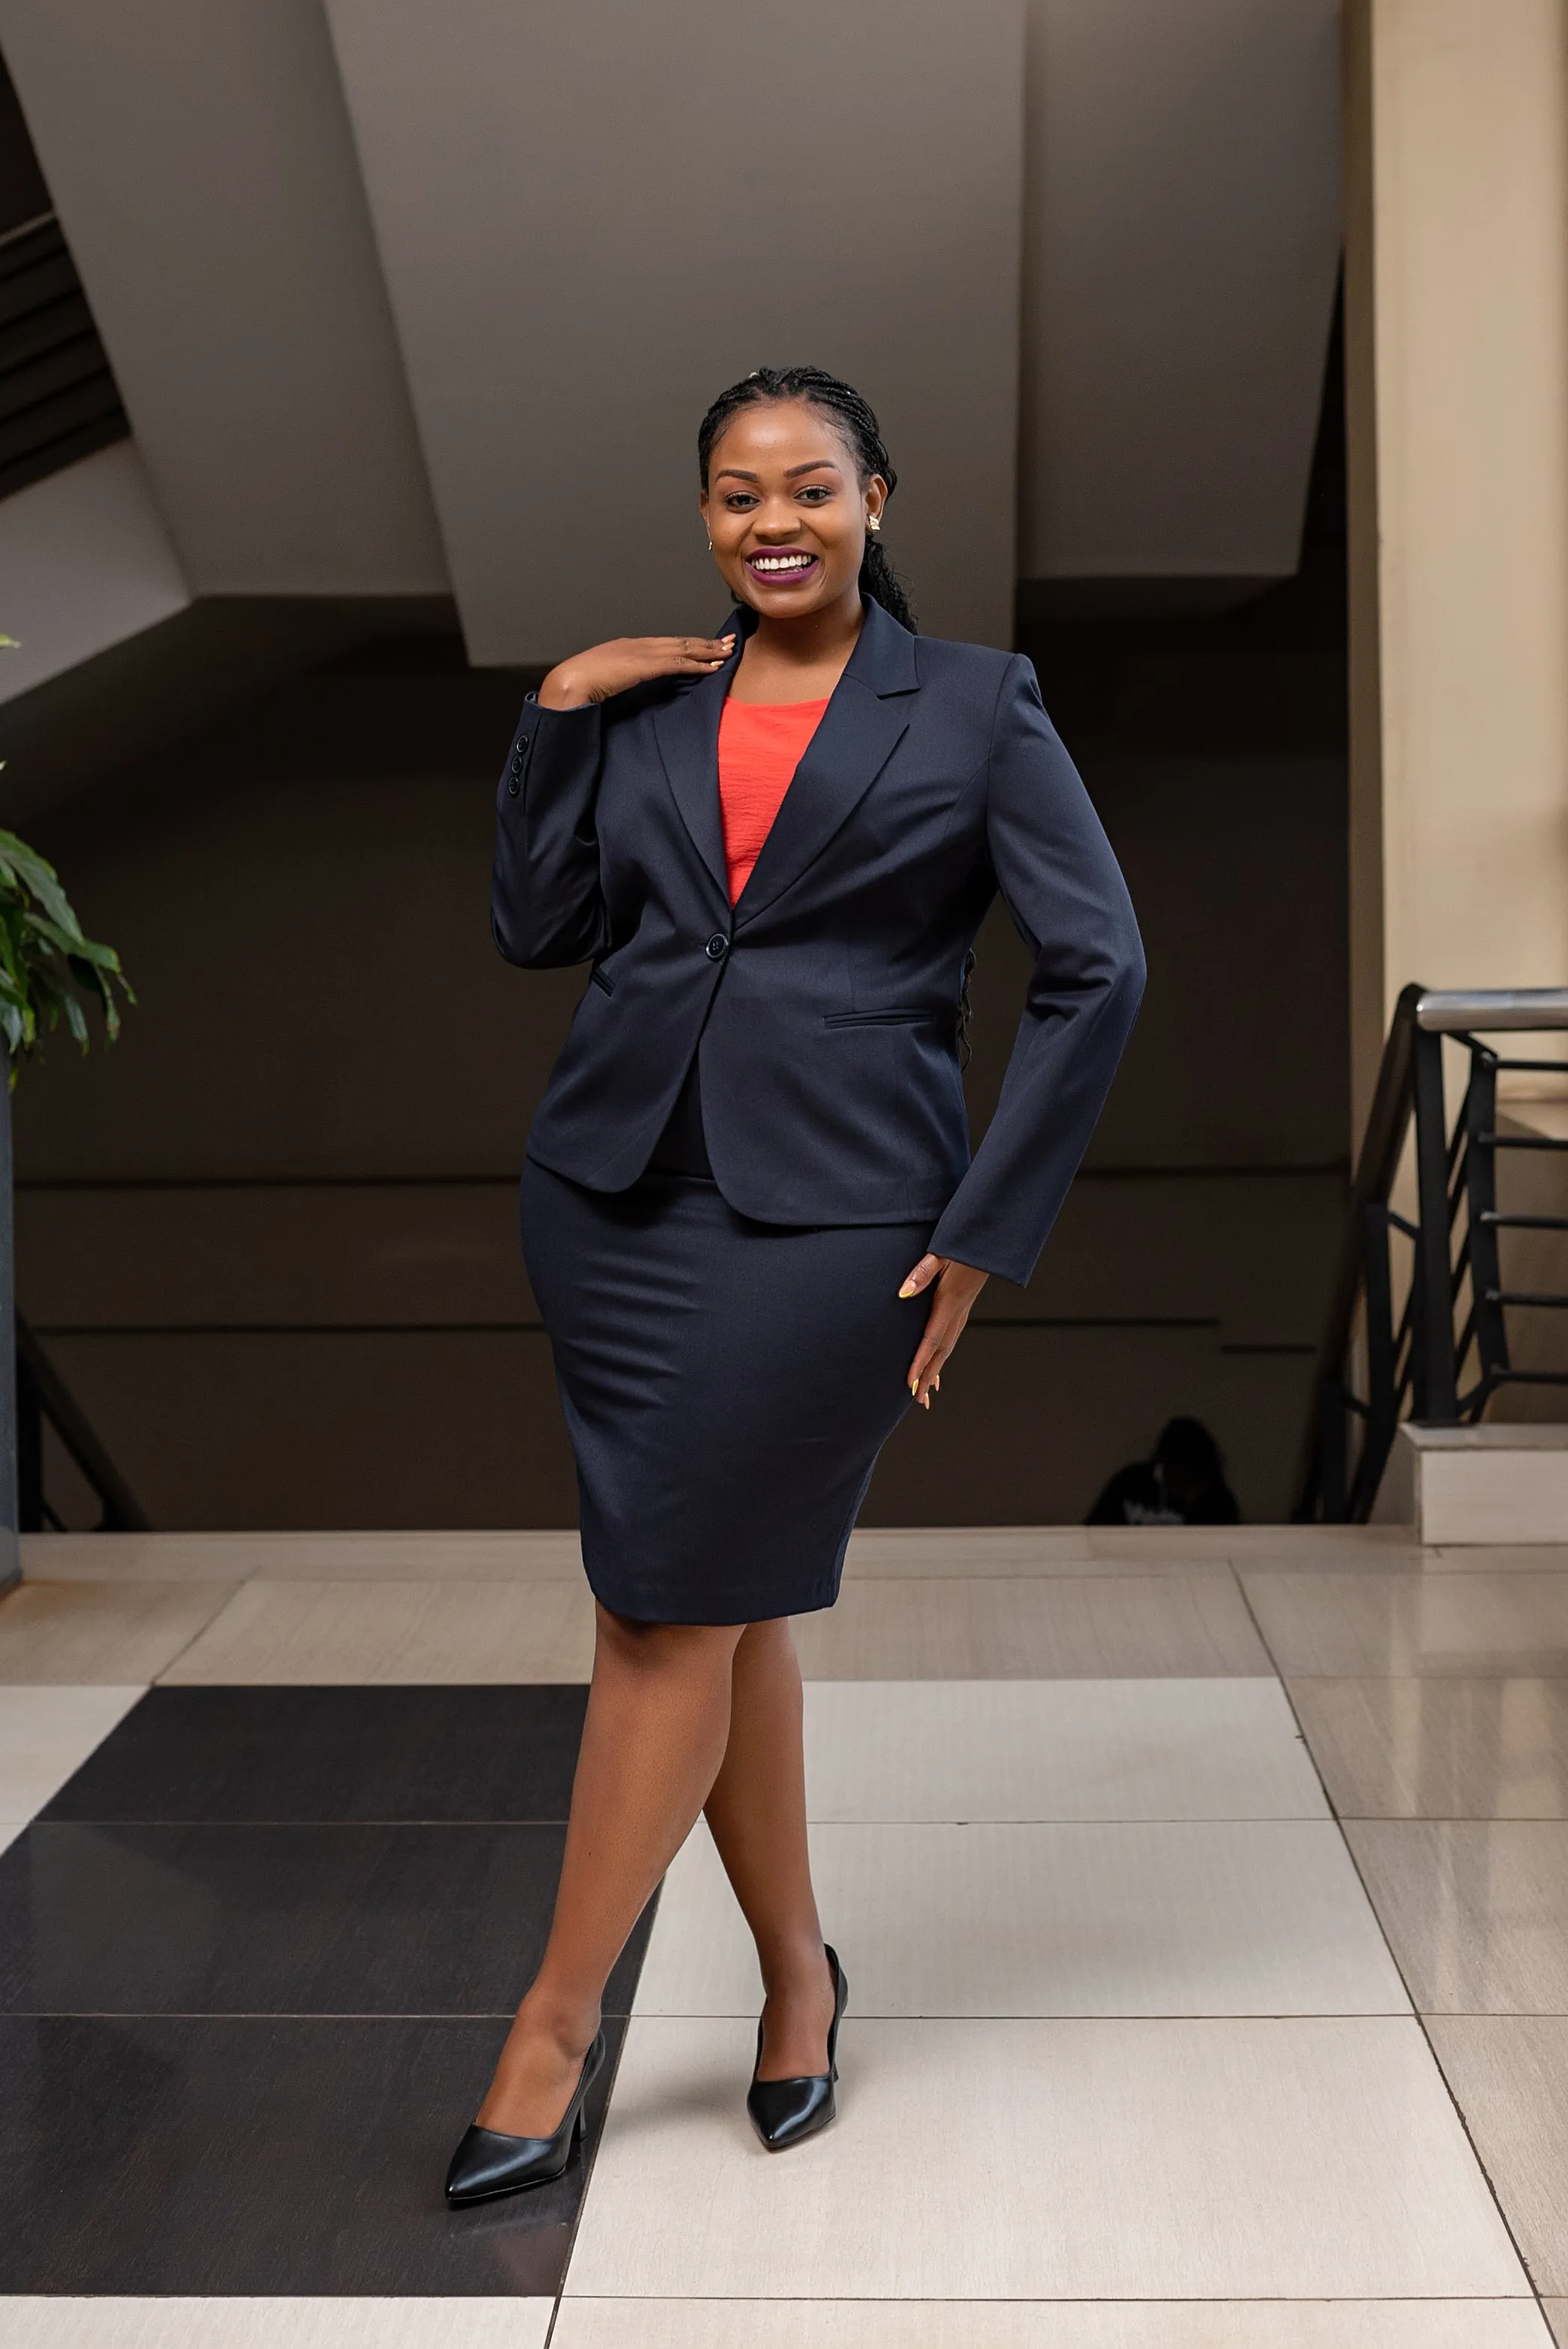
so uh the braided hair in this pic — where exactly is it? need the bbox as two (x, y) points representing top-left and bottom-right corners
(697, 365), (916, 632)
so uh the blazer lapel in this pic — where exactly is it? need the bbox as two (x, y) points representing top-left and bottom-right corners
(650, 647), (737, 904)
(734, 599), (919, 927)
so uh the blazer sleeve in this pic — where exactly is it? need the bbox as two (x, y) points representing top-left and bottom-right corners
(491, 693), (611, 966)
(927, 656), (1146, 1286)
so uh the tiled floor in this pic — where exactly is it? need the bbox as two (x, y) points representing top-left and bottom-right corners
(4, 1526), (1568, 2343)
(0, 2311), (548, 2348)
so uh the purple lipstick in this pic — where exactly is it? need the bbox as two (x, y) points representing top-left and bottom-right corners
(745, 549), (820, 587)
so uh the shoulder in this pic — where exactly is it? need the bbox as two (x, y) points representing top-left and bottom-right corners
(913, 634), (1022, 697)
(911, 637), (1052, 751)
(913, 635), (1043, 731)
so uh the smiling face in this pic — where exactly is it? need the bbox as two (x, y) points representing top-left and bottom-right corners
(700, 398), (886, 621)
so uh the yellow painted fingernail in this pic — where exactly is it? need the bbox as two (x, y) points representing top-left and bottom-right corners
(899, 1280), (916, 1297)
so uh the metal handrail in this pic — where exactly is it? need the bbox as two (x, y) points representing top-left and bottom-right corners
(1417, 988), (1568, 1032)
(16, 1315), (149, 1533)
(1297, 983), (1568, 1519)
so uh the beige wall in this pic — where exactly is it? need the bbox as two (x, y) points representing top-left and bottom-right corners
(0, 0), (447, 595)
(1346, 0), (1568, 1134)
(324, 0), (1025, 661)
(0, 444), (187, 703)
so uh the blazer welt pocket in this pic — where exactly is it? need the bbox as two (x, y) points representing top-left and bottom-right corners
(822, 1006), (936, 1028)
(589, 964), (616, 997)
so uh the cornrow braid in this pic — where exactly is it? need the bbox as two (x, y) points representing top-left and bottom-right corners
(697, 365), (916, 633)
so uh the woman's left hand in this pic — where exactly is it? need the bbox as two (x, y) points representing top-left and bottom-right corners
(898, 1255), (989, 1409)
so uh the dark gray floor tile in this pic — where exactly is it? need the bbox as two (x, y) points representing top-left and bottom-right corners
(40, 1686), (588, 1824)
(0, 1824), (655, 2017)
(0, 2012), (622, 2295)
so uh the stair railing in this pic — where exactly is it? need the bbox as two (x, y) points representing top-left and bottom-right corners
(15, 1315), (149, 1533)
(1297, 985), (1568, 1521)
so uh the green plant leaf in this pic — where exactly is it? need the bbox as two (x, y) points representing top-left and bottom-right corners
(0, 783), (132, 1071)
(0, 833), (84, 940)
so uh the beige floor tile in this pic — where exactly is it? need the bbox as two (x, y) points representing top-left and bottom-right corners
(636, 1818), (1407, 2018)
(0, 2302), (549, 2347)
(1245, 1572), (1568, 1677)
(247, 1532), (583, 1582)
(846, 1527), (1097, 1575)
(845, 1527), (1277, 1576)
(1429, 2015), (1568, 2293)
(1104, 1524), (1421, 1567)
(1545, 2303), (1568, 2347)
(1432, 1547), (1568, 1573)
(0, 1684), (143, 1819)
(21, 1530), (583, 1582)
(159, 1578), (596, 1683)
(20, 1535), (249, 1584)
(553, 2303), (1551, 2347)
(567, 2015), (1524, 2299)
(792, 1573), (1267, 1679)
(801, 1677), (1327, 1821)
(1291, 1678), (1568, 1819)
(0, 1822), (20, 1859)
(1347, 1821), (1568, 2013)
(0, 1582), (235, 1683)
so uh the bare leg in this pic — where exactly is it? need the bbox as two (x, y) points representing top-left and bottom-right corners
(478, 1602), (745, 2136)
(704, 1616), (837, 2081)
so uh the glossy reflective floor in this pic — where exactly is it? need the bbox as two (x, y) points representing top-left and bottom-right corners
(3, 1527), (1568, 2344)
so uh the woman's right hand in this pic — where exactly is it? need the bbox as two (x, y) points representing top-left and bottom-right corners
(537, 634), (736, 710)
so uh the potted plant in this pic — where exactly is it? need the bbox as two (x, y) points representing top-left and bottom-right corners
(0, 634), (132, 1589)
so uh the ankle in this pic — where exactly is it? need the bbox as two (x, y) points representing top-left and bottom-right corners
(513, 1990), (600, 2065)
(758, 1936), (831, 2002)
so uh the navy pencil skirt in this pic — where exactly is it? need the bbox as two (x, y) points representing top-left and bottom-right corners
(520, 1155), (931, 1624)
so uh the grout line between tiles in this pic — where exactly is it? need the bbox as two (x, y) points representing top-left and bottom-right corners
(548, 2290), (1542, 2304)
(1232, 1567), (1555, 2329)
(26, 1816), (577, 1828)
(146, 1588), (257, 1682)
(22, 1814), (1339, 1827)
(549, 1902), (658, 2325)
(2, 2009), (629, 2022)
(1285, 1672), (1568, 1682)
(5, 2008), (1423, 2023)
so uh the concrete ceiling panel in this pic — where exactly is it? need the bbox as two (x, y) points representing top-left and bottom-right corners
(323, 0), (1025, 662)
(0, 443), (188, 704)
(1021, 0), (1342, 580)
(0, 0), (449, 594)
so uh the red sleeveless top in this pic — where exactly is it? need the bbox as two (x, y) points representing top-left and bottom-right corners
(717, 697), (829, 903)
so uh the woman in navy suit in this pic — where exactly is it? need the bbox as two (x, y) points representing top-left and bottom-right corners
(446, 368), (1144, 2203)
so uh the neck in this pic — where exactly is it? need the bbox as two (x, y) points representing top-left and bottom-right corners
(749, 582), (864, 670)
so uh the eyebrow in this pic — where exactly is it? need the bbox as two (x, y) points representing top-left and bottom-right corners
(712, 459), (845, 483)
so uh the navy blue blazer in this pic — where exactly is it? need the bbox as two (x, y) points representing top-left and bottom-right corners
(492, 598), (1143, 1286)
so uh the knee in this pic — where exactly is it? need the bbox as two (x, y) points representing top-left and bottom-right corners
(595, 1606), (744, 1677)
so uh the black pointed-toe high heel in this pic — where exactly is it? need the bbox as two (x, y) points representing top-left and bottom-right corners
(746, 1945), (848, 2153)
(445, 2030), (607, 2207)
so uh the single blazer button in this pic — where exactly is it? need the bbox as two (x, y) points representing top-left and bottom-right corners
(705, 934), (729, 961)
